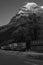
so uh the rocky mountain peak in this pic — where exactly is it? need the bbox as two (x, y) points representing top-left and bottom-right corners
(0, 2), (43, 50)
(17, 2), (43, 17)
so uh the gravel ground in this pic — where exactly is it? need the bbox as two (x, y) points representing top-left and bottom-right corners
(0, 50), (43, 65)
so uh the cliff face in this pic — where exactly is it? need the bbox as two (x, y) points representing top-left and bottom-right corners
(0, 13), (40, 48)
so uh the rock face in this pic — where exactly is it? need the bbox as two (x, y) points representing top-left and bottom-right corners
(0, 2), (43, 51)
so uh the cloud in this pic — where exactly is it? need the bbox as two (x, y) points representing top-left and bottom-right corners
(40, 6), (43, 9)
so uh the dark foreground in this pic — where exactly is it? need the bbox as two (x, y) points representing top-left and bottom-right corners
(0, 50), (43, 65)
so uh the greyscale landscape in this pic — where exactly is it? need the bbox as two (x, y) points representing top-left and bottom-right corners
(0, 2), (43, 65)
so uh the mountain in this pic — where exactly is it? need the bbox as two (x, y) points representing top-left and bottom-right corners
(0, 2), (43, 51)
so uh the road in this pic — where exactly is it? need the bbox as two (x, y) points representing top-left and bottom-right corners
(0, 50), (43, 65)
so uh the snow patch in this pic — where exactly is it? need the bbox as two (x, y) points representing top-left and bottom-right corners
(18, 2), (39, 14)
(23, 2), (38, 10)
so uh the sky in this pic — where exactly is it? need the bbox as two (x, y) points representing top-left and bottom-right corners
(0, 0), (43, 26)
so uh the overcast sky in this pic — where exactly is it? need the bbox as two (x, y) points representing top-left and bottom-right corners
(0, 0), (43, 26)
